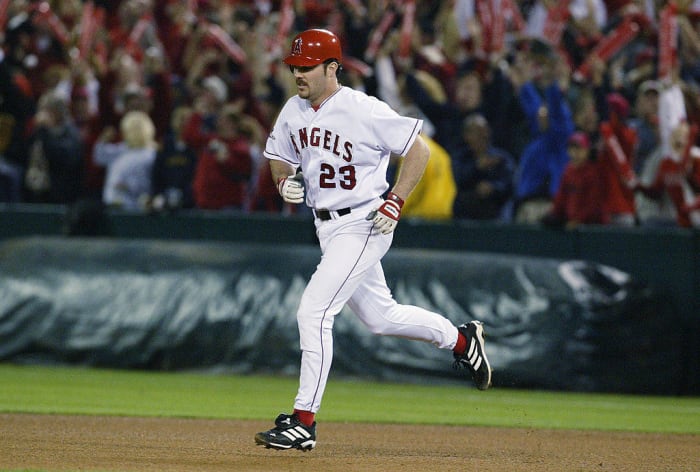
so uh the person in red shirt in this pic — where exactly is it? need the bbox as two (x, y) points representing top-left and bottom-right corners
(597, 93), (639, 226)
(192, 104), (253, 210)
(541, 132), (607, 229)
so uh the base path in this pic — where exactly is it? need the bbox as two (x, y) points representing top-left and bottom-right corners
(1, 414), (698, 471)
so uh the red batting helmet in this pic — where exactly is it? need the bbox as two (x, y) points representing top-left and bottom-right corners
(284, 29), (342, 67)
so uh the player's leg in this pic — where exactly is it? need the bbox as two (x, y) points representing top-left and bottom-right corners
(347, 263), (492, 390)
(293, 225), (390, 414)
(256, 219), (386, 450)
(346, 262), (459, 349)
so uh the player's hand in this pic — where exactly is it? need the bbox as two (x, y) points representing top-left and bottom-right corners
(367, 192), (404, 234)
(277, 172), (304, 204)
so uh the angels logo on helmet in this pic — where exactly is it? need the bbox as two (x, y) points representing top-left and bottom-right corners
(292, 38), (303, 56)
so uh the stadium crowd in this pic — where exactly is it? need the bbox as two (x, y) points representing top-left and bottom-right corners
(1, 0), (700, 228)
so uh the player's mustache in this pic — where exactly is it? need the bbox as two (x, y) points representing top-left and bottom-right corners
(296, 79), (307, 86)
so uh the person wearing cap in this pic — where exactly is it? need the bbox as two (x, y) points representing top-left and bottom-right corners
(629, 80), (661, 175)
(254, 28), (492, 452)
(181, 74), (229, 153)
(541, 131), (607, 229)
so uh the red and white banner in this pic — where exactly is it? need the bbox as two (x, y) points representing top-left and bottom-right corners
(364, 10), (396, 62)
(601, 124), (638, 187)
(502, 0), (525, 33)
(206, 23), (247, 64)
(340, 0), (366, 16)
(342, 56), (373, 77)
(398, 0), (416, 60)
(476, 0), (526, 55)
(658, 5), (678, 82)
(574, 17), (640, 81)
(186, 0), (198, 17)
(122, 14), (153, 59)
(490, 0), (505, 53)
(78, 1), (98, 58)
(683, 123), (698, 169)
(271, 0), (294, 54)
(32, 2), (70, 45)
(542, 1), (570, 46)
(0, 0), (11, 30)
(475, 0), (494, 55)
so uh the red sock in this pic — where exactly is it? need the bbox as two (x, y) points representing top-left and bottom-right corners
(453, 332), (467, 356)
(293, 409), (315, 426)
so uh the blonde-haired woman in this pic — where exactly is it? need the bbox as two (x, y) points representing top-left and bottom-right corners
(94, 110), (158, 209)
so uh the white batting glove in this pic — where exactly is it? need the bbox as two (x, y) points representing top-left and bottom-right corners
(277, 172), (304, 204)
(367, 192), (404, 234)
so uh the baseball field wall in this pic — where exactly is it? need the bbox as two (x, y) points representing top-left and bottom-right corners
(0, 204), (698, 395)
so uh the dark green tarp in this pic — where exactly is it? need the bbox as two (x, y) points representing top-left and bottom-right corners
(0, 237), (683, 394)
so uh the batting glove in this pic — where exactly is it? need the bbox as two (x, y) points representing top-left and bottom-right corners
(369, 192), (404, 234)
(277, 172), (304, 204)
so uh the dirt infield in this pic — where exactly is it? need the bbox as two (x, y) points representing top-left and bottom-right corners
(1, 413), (698, 472)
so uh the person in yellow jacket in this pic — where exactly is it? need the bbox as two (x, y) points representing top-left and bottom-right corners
(393, 133), (456, 220)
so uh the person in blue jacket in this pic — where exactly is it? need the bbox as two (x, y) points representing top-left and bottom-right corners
(512, 54), (575, 223)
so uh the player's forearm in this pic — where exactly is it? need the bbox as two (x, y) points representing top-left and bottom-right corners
(391, 135), (430, 201)
(269, 159), (297, 184)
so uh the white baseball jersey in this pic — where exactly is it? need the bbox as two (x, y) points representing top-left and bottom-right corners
(264, 84), (459, 415)
(263, 86), (423, 210)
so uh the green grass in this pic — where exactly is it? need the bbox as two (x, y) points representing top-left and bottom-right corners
(1, 363), (699, 434)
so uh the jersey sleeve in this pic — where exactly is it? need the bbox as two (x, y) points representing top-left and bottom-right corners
(263, 104), (300, 167)
(369, 99), (423, 156)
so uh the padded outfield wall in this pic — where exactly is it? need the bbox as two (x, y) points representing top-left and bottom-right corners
(0, 204), (698, 394)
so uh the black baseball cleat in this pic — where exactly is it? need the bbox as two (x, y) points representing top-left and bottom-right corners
(453, 321), (492, 390)
(254, 413), (317, 451)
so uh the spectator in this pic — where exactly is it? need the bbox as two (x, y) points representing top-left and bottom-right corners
(0, 158), (22, 203)
(0, 45), (34, 201)
(23, 93), (83, 204)
(634, 83), (700, 228)
(149, 105), (197, 211)
(541, 132), (607, 229)
(628, 80), (661, 174)
(373, 30), (438, 139)
(635, 120), (700, 228)
(512, 45), (575, 223)
(571, 87), (601, 141)
(70, 85), (104, 201)
(7, 8), (67, 102)
(141, 45), (174, 139)
(634, 144), (675, 226)
(452, 113), (515, 221)
(2, 0), (700, 221)
(182, 74), (229, 152)
(405, 58), (521, 160)
(0, 18), (36, 171)
(96, 110), (158, 210)
(192, 104), (254, 211)
(598, 92), (639, 226)
(97, 51), (148, 132)
(156, 1), (196, 79)
(395, 132), (457, 221)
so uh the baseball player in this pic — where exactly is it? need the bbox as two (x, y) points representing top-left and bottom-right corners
(254, 29), (492, 452)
